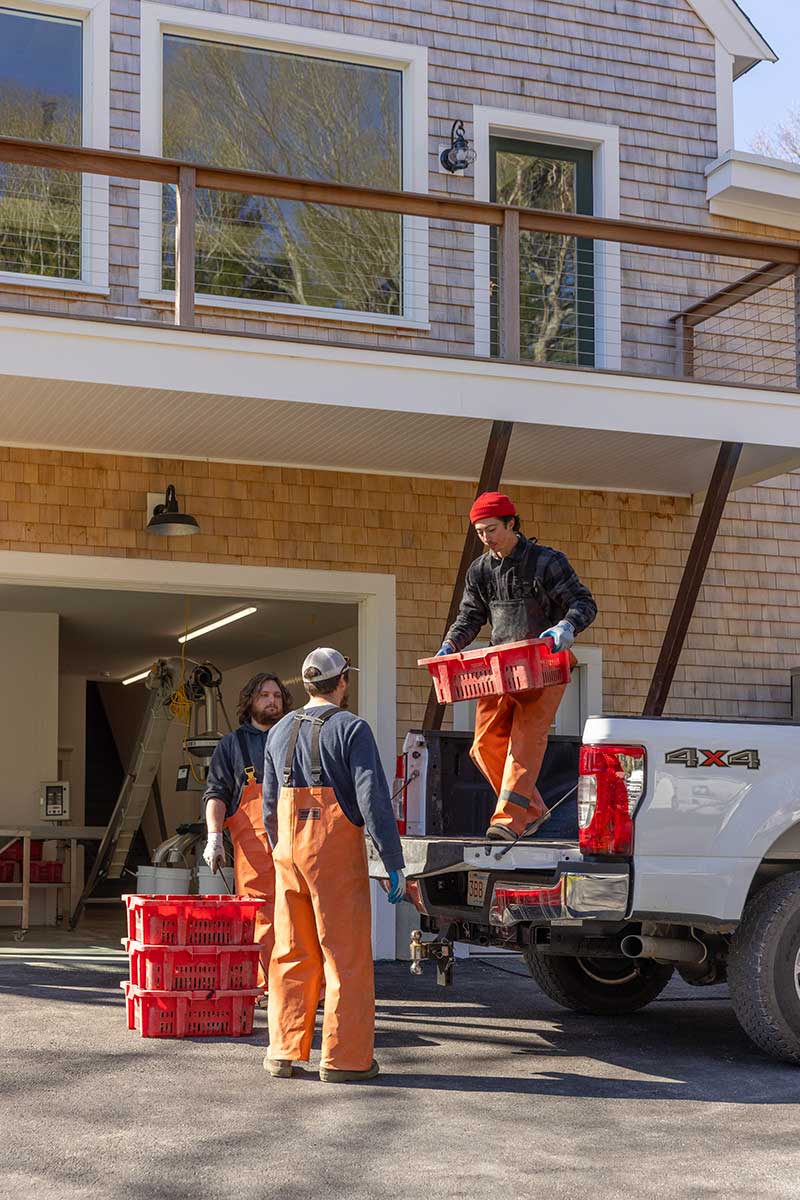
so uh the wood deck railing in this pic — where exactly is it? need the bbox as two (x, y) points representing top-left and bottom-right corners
(1, 134), (799, 388)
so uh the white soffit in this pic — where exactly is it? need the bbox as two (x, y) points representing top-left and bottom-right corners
(0, 374), (796, 497)
(686, 0), (776, 78)
(706, 151), (800, 232)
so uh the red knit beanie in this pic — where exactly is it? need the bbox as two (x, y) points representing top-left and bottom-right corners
(469, 491), (517, 524)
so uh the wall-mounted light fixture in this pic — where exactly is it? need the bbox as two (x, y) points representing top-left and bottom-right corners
(146, 484), (200, 537)
(440, 120), (477, 174)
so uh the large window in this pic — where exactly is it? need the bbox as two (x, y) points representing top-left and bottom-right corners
(160, 34), (404, 315)
(490, 138), (595, 366)
(0, 7), (83, 279)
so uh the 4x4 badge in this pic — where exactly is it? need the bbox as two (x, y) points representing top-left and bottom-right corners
(665, 747), (760, 770)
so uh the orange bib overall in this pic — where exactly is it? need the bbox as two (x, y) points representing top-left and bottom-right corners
(224, 729), (275, 988)
(268, 709), (374, 1072)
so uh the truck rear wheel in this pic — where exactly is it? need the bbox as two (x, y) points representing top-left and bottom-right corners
(729, 872), (800, 1065)
(524, 948), (673, 1014)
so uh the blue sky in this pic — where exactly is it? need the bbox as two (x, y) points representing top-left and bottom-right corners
(735, 1), (800, 149)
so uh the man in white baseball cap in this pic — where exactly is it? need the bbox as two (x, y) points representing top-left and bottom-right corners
(262, 647), (405, 1082)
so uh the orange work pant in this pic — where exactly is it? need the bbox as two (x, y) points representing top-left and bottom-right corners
(225, 779), (275, 989)
(268, 784), (374, 1072)
(470, 678), (570, 835)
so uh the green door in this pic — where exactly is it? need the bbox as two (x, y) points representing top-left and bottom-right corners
(490, 138), (595, 366)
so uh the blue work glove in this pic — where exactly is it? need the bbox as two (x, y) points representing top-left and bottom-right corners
(387, 869), (406, 904)
(541, 620), (575, 652)
(435, 641), (456, 657)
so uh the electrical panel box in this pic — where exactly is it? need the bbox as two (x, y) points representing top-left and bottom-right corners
(40, 781), (70, 820)
(176, 764), (207, 792)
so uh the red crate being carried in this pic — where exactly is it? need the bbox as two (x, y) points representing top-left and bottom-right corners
(123, 894), (264, 947)
(122, 982), (261, 1038)
(124, 939), (262, 992)
(419, 637), (572, 705)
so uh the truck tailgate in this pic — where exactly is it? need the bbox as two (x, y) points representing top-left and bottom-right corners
(368, 835), (583, 879)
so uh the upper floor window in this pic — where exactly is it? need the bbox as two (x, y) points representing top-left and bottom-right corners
(0, 7), (83, 280)
(490, 138), (595, 367)
(160, 34), (404, 317)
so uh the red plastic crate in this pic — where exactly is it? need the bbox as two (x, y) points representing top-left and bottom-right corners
(419, 637), (572, 704)
(123, 894), (264, 947)
(29, 860), (63, 883)
(0, 839), (44, 863)
(124, 939), (262, 992)
(0, 860), (15, 882)
(122, 982), (261, 1038)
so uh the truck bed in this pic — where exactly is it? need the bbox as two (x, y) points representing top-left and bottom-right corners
(367, 835), (583, 878)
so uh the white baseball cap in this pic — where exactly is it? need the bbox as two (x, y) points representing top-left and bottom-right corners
(301, 647), (359, 683)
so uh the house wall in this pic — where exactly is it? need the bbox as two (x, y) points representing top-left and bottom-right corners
(2, 0), (793, 383)
(1, 445), (797, 737)
(0, 611), (59, 825)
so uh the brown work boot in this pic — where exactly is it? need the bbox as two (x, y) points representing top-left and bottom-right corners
(485, 824), (516, 841)
(263, 1057), (293, 1078)
(319, 1059), (380, 1083)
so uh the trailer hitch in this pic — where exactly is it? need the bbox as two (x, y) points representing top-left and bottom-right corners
(409, 929), (454, 987)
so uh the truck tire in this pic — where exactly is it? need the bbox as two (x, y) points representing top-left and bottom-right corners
(524, 948), (673, 1015)
(728, 872), (800, 1065)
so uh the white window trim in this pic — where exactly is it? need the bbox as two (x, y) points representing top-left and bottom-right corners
(715, 42), (735, 157)
(0, 0), (109, 295)
(472, 107), (622, 371)
(139, 2), (429, 329)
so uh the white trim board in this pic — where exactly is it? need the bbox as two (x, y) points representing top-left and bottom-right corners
(0, 0), (110, 293)
(686, 0), (776, 78)
(138, 2), (429, 329)
(2, 311), (800, 452)
(471, 107), (622, 372)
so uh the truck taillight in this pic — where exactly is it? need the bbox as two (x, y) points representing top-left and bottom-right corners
(392, 754), (407, 835)
(489, 882), (563, 925)
(577, 744), (645, 856)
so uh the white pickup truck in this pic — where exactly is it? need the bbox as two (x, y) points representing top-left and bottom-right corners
(370, 715), (800, 1065)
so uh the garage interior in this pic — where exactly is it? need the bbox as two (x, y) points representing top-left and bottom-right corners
(0, 584), (358, 924)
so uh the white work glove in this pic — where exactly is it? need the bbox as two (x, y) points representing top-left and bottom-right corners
(202, 832), (225, 873)
(541, 620), (575, 652)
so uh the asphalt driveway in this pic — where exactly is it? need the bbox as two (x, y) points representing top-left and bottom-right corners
(2, 919), (799, 1200)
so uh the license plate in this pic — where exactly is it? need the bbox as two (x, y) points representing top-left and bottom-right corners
(466, 872), (489, 907)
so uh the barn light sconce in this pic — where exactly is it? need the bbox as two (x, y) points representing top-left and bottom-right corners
(440, 120), (477, 174)
(146, 484), (200, 537)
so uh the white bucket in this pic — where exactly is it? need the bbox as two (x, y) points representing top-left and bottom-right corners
(136, 865), (157, 894)
(152, 865), (193, 894)
(197, 864), (235, 896)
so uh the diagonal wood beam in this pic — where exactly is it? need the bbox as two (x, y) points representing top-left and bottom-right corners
(643, 441), (743, 717)
(422, 420), (514, 730)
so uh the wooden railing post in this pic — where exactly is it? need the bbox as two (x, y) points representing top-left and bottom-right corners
(500, 209), (521, 361)
(175, 165), (196, 327)
(674, 314), (694, 377)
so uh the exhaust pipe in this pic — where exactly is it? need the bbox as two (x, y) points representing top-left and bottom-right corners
(621, 934), (706, 965)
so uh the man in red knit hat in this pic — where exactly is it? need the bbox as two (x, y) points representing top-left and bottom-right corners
(434, 491), (597, 840)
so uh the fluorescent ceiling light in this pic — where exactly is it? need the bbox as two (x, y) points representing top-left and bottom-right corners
(122, 669), (151, 686)
(178, 606), (257, 644)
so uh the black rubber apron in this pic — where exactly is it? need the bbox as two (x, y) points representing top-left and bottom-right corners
(489, 539), (549, 645)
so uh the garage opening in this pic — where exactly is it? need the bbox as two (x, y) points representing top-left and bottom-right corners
(0, 583), (358, 924)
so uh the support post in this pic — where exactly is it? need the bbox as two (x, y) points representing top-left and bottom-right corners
(643, 441), (743, 717)
(500, 209), (521, 361)
(674, 314), (694, 378)
(175, 165), (196, 327)
(794, 268), (800, 389)
(422, 420), (514, 730)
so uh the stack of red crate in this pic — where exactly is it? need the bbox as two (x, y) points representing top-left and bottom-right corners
(0, 839), (48, 883)
(121, 894), (265, 1038)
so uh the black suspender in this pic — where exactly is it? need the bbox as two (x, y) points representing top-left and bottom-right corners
(234, 727), (258, 786)
(282, 707), (339, 788)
